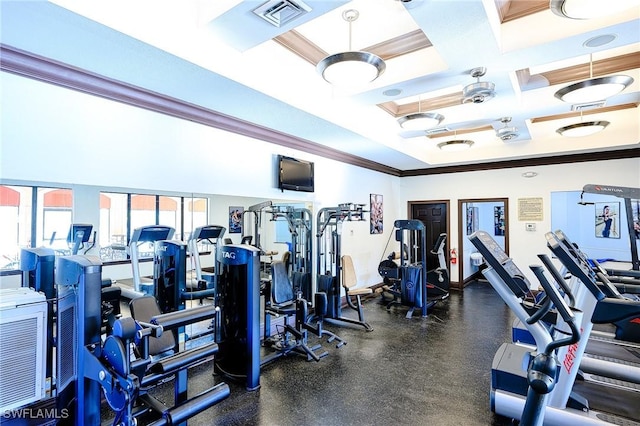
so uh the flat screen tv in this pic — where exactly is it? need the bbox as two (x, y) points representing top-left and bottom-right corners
(278, 155), (314, 192)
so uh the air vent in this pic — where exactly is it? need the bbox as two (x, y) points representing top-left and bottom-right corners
(253, 0), (312, 28)
(425, 127), (450, 136)
(571, 101), (606, 111)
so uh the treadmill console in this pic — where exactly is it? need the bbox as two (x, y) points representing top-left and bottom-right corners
(67, 224), (93, 244)
(544, 232), (606, 301)
(192, 225), (225, 241)
(553, 229), (621, 299)
(131, 225), (175, 243)
(469, 231), (530, 298)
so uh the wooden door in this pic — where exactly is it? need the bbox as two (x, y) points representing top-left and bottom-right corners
(410, 201), (451, 287)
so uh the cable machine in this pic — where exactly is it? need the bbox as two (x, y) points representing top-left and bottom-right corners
(383, 220), (429, 317)
(266, 204), (313, 298)
(316, 203), (373, 331)
(244, 200), (273, 250)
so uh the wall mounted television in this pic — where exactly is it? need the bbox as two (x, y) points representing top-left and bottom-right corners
(277, 155), (314, 192)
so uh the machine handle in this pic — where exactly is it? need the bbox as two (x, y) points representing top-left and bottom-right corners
(537, 254), (575, 307)
(530, 265), (574, 324)
(530, 265), (580, 354)
(525, 296), (553, 325)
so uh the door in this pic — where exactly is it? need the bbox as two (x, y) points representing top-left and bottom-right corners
(458, 198), (509, 287)
(410, 201), (451, 287)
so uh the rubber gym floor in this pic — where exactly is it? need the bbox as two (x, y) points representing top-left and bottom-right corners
(116, 280), (516, 426)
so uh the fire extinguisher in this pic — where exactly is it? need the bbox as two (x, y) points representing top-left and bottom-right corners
(450, 248), (457, 265)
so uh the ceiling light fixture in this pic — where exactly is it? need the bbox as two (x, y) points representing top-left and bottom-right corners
(462, 67), (495, 104)
(397, 96), (444, 130)
(549, 0), (640, 20)
(556, 110), (609, 137)
(398, 112), (444, 130)
(496, 117), (519, 141)
(554, 54), (633, 104)
(556, 121), (609, 137)
(437, 139), (474, 151)
(317, 9), (385, 86)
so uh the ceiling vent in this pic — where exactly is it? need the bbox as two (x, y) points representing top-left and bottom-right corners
(571, 100), (606, 111)
(253, 0), (312, 28)
(425, 126), (450, 136)
(462, 67), (496, 104)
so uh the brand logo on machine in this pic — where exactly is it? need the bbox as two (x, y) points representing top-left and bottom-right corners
(594, 186), (623, 193)
(562, 327), (583, 374)
(222, 251), (236, 260)
(157, 245), (168, 252)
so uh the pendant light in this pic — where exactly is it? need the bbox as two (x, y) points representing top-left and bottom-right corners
(317, 9), (386, 86)
(437, 140), (474, 151)
(556, 110), (609, 137)
(550, 0), (640, 20)
(554, 54), (633, 104)
(437, 130), (474, 151)
(397, 96), (444, 130)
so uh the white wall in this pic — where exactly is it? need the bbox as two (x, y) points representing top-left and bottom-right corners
(0, 72), (402, 289)
(551, 190), (639, 261)
(399, 159), (640, 287)
(2, 71), (639, 291)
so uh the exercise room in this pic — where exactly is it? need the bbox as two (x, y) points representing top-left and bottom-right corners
(1, 1), (639, 425)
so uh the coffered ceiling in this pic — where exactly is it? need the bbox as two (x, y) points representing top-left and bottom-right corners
(1, 0), (639, 173)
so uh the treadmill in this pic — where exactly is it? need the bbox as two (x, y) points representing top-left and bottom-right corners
(470, 230), (640, 425)
(117, 225), (175, 299)
(551, 230), (640, 384)
(187, 225), (225, 290)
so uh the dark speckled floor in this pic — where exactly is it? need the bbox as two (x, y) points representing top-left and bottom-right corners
(133, 281), (517, 426)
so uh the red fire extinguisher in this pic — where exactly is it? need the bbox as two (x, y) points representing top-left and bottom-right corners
(450, 248), (457, 265)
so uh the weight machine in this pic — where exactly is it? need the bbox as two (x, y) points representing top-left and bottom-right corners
(215, 244), (262, 390)
(265, 204), (313, 298)
(243, 200), (273, 251)
(380, 220), (429, 318)
(56, 255), (229, 426)
(379, 220), (449, 318)
(316, 203), (373, 331)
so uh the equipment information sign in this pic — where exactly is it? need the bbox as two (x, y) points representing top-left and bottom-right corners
(518, 197), (543, 221)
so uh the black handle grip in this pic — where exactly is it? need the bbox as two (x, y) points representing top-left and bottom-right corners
(537, 254), (575, 307)
(530, 265), (574, 324)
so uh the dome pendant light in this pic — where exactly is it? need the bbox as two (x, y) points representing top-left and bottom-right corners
(556, 110), (609, 137)
(554, 54), (633, 104)
(397, 95), (444, 130)
(437, 130), (474, 151)
(317, 9), (386, 86)
(550, 0), (640, 20)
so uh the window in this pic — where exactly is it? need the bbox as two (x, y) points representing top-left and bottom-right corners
(0, 185), (73, 271)
(38, 188), (73, 255)
(185, 197), (209, 251)
(100, 192), (128, 261)
(98, 192), (209, 262)
(158, 196), (181, 238)
(0, 185), (31, 270)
